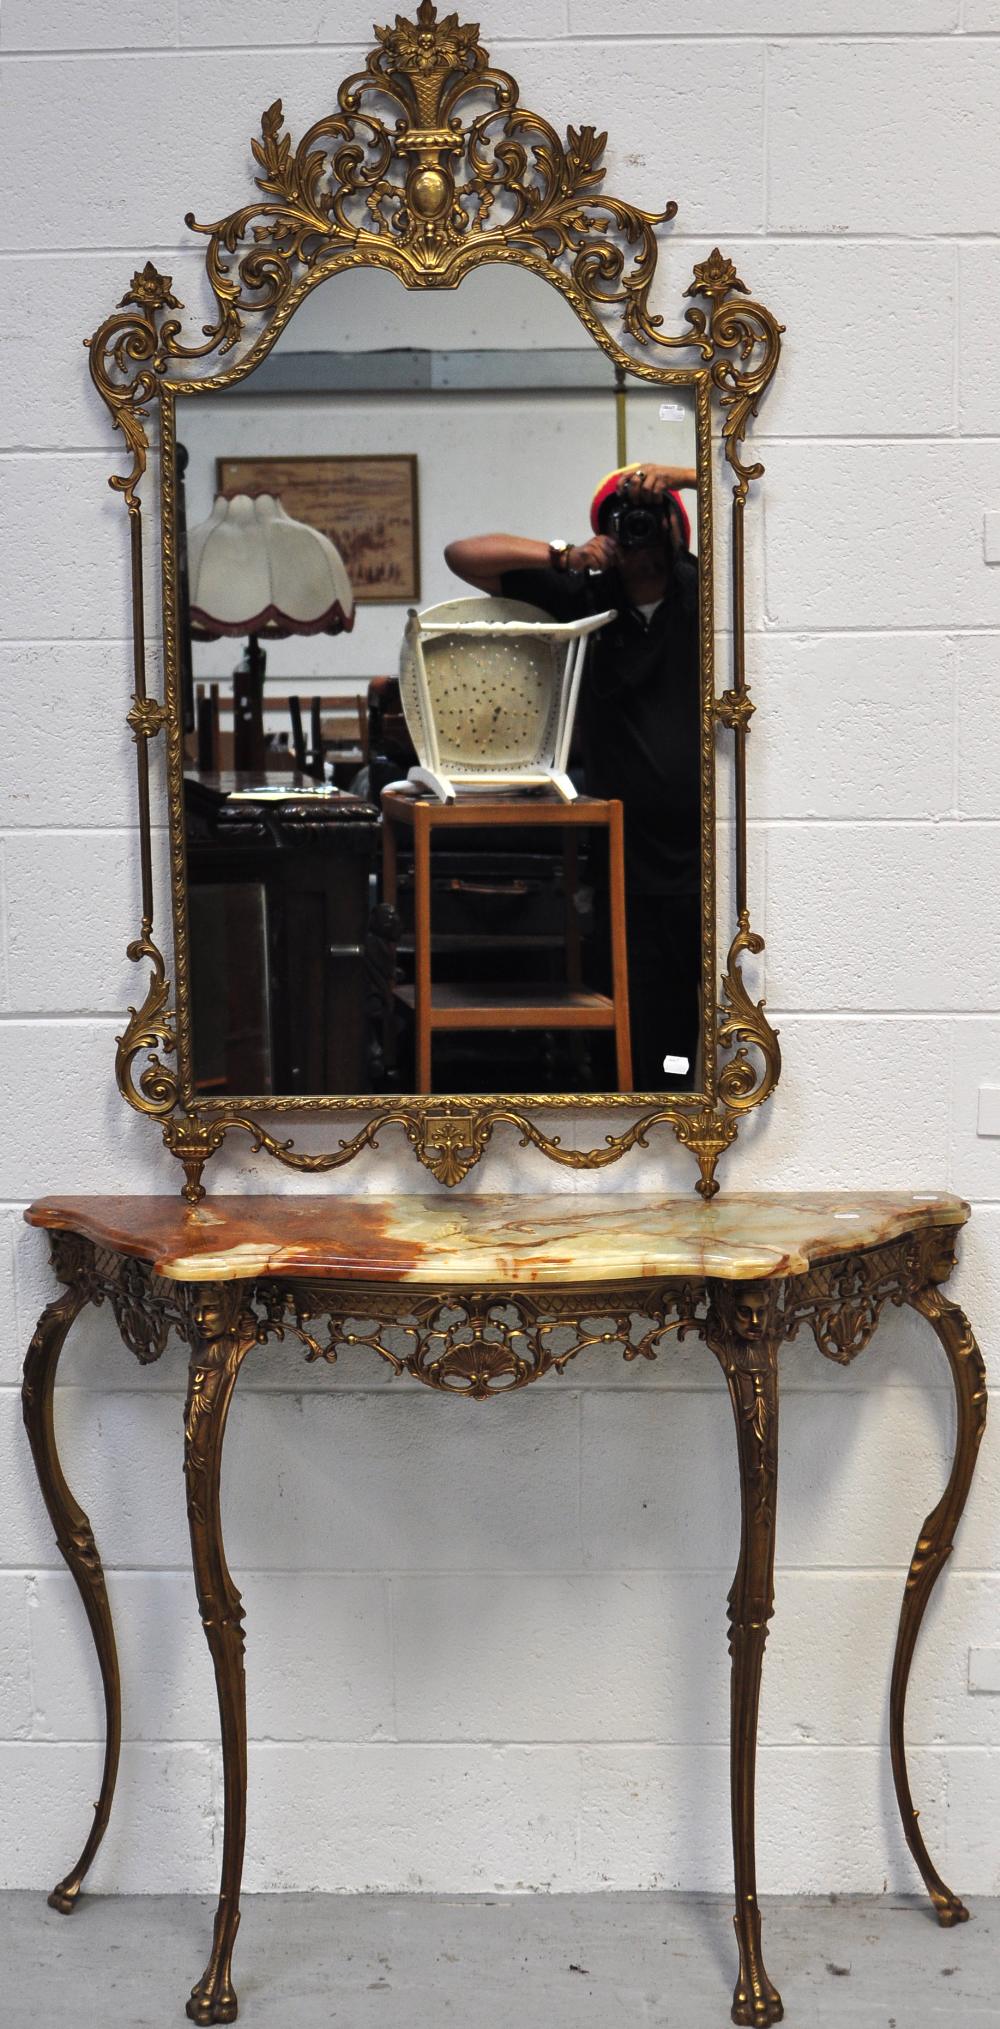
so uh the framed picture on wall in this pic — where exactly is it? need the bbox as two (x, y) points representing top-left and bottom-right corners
(215, 453), (421, 604)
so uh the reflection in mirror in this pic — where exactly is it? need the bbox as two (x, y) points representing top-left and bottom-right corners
(175, 266), (702, 1103)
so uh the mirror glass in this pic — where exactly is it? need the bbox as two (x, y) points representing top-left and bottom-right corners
(174, 265), (703, 1101)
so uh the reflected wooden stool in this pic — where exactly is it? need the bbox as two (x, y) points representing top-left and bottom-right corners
(380, 787), (632, 1092)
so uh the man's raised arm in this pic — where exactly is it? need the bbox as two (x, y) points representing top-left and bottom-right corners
(445, 532), (620, 594)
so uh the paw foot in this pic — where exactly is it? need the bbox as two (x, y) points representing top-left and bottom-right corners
(186, 1976), (238, 2024)
(732, 1979), (784, 2026)
(935, 1895), (970, 1928)
(47, 1879), (81, 1915)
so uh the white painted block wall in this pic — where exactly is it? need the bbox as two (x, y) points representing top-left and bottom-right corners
(1, 2), (998, 1901)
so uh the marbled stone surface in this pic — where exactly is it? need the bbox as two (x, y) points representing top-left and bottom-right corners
(24, 1191), (968, 1287)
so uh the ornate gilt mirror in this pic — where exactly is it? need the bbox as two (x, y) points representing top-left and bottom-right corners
(88, 5), (782, 1203)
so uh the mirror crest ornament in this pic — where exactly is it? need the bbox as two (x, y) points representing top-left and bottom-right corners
(86, 3), (783, 1203)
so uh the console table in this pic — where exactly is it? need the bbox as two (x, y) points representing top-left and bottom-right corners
(21, 1191), (987, 2027)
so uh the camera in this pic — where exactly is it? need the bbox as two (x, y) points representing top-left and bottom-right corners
(601, 495), (668, 552)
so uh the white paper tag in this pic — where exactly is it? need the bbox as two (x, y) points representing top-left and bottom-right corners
(662, 1054), (689, 1075)
(659, 403), (686, 421)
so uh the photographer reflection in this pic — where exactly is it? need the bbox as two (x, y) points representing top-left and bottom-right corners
(445, 461), (700, 1090)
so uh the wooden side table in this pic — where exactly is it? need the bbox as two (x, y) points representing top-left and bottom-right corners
(21, 1191), (987, 2026)
(380, 788), (633, 1090)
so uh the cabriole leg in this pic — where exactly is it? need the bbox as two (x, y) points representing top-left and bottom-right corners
(183, 1288), (259, 2025)
(890, 1267), (988, 1925)
(707, 1280), (784, 2027)
(21, 1236), (121, 1914)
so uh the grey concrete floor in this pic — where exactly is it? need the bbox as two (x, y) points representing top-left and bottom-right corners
(1, 1890), (995, 2027)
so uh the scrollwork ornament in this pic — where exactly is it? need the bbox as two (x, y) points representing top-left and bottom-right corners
(86, 263), (182, 512)
(259, 1278), (708, 1396)
(115, 932), (178, 1120)
(165, 1097), (736, 1197)
(33, 1231), (187, 1372)
(166, 9), (683, 353)
(717, 912), (781, 1115)
(910, 1223), (960, 1291)
(48, 1230), (102, 1302)
(84, 7), (727, 461)
(107, 1256), (179, 1366)
(685, 249), (784, 497)
(781, 1239), (916, 1365)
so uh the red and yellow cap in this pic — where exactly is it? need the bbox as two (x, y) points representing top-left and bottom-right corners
(589, 463), (691, 550)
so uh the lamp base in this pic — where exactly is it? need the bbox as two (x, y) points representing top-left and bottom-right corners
(233, 634), (266, 773)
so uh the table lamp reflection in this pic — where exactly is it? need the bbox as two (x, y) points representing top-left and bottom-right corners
(186, 491), (355, 772)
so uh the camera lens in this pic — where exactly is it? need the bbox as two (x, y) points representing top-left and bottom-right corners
(620, 506), (659, 548)
(603, 496), (665, 551)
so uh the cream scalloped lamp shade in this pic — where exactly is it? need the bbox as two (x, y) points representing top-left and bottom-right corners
(187, 492), (355, 640)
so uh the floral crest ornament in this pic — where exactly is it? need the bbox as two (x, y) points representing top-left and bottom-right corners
(686, 248), (746, 306)
(374, 2), (481, 104)
(119, 262), (182, 315)
(86, 5), (782, 1202)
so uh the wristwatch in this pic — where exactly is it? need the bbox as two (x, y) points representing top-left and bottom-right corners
(548, 539), (573, 572)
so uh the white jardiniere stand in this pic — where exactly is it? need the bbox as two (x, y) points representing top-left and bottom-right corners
(398, 595), (616, 803)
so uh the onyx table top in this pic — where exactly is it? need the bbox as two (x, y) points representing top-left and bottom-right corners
(25, 1191), (968, 1288)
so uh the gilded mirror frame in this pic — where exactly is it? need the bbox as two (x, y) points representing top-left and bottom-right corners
(86, 4), (782, 1203)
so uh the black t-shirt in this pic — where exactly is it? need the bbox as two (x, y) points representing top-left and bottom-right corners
(499, 557), (700, 896)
